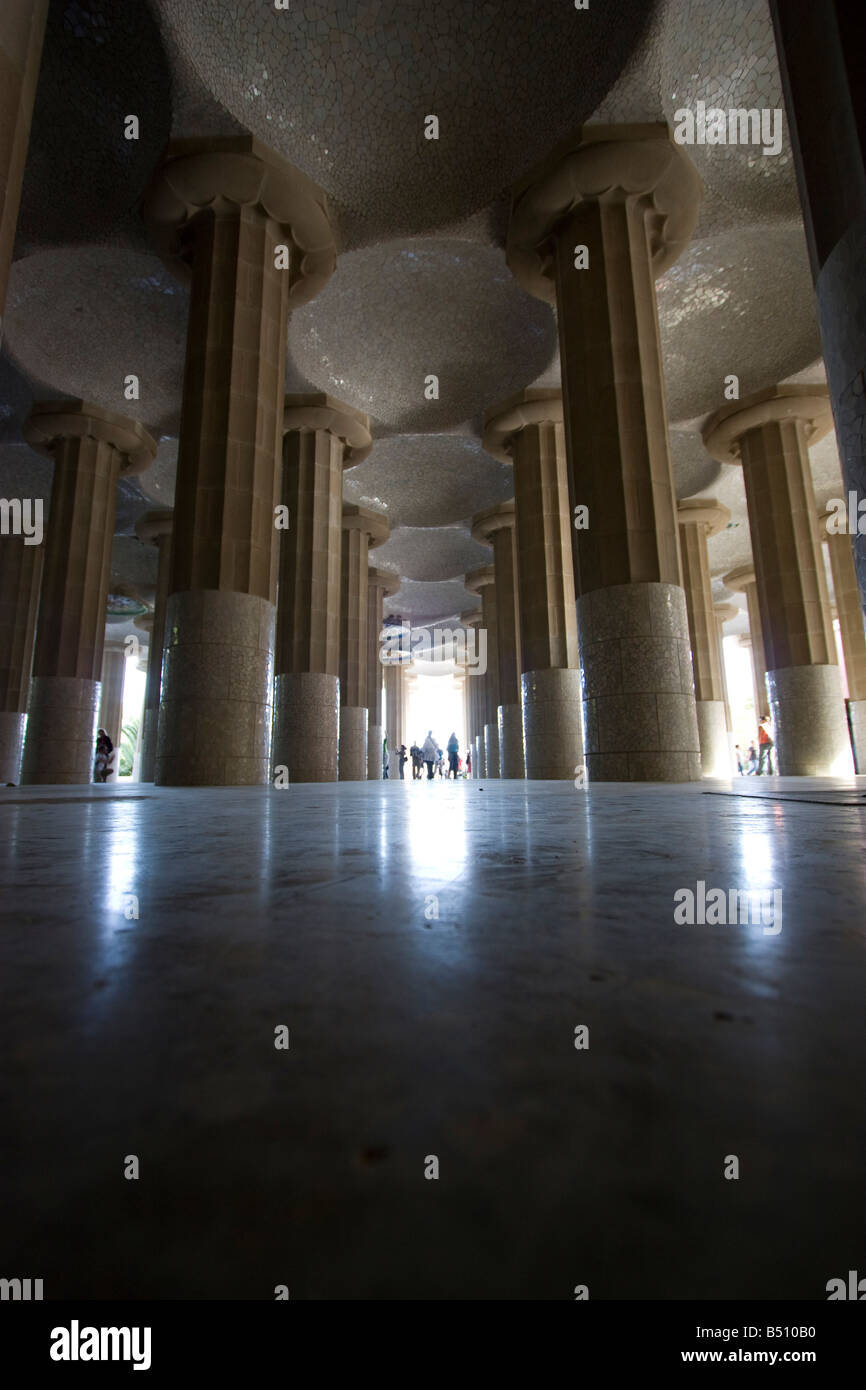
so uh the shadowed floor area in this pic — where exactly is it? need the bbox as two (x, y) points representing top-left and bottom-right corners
(1, 776), (864, 1300)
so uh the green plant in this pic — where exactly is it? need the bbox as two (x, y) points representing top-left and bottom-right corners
(118, 717), (140, 777)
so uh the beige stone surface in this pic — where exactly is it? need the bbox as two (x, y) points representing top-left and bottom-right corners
(821, 524), (866, 703)
(21, 675), (101, 784)
(156, 589), (275, 786)
(521, 667), (584, 780)
(497, 703), (524, 779)
(484, 721), (500, 780)
(695, 700), (730, 778)
(272, 671), (339, 783)
(338, 705), (368, 782)
(766, 664), (853, 776)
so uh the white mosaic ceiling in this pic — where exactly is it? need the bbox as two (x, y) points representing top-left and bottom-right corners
(0, 0), (839, 626)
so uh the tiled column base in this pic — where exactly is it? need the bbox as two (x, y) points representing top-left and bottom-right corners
(522, 668), (583, 780)
(766, 664), (854, 776)
(368, 723), (384, 781)
(696, 700), (729, 778)
(156, 590), (275, 787)
(273, 672), (338, 783)
(0, 711), (26, 784)
(497, 704), (525, 778)
(21, 676), (101, 784)
(339, 706), (368, 781)
(139, 707), (158, 783)
(484, 722), (500, 779)
(475, 734), (484, 778)
(850, 700), (866, 774)
(579, 582), (701, 783)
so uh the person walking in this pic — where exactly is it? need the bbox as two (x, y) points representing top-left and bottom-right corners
(410, 742), (422, 779)
(446, 731), (460, 779)
(757, 715), (775, 775)
(422, 731), (438, 780)
(735, 744), (744, 776)
(466, 747), (472, 778)
(746, 742), (758, 774)
(398, 744), (408, 780)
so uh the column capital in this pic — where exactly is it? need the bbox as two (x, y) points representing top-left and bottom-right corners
(723, 564), (757, 591)
(342, 503), (389, 548)
(482, 388), (563, 462)
(507, 123), (701, 303)
(471, 500), (516, 544)
(714, 603), (739, 626)
(703, 385), (833, 464)
(367, 566), (400, 597)
(283, 392), (372, 465)
(103, 637), (131, 655)
(142, 135), (336, 306)
(676, 497), (730, 536)
(24, 400), (156, 476)
(460, 609), (482, 626)
(135, 508), (174, 546)
(464, 564), (496, 595)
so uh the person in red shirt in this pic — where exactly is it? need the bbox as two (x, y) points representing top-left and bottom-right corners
(757, 715), (775, 775)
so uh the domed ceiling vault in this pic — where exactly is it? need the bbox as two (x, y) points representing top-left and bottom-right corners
(0, 0), (833, 629)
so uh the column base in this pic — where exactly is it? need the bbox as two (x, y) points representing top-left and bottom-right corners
(0, 711), (26, 784)
(339, 706), (368, 781)
(850, 699), (866, 774)
(696, 700), (730, 778)
(21, 676), (101, 784)
(766, 665), (854, 776)
(139, 706), (158, 782)
(156, 590), (275, 787)
(474, 734), (484, 778)
(368, 723), (384, 780)
(497, 704), (525, 778)
(521, 668), (583, 779)
(273, 672), (339, 783)
(578, 583), (701, 783)
(484, 721), (500, 778)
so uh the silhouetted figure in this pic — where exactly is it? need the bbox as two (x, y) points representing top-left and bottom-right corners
(398, 744), (407, 779)
(94, 728), (114, 783)
(446, 731), (460, 778)
(422, 731), (438, 779)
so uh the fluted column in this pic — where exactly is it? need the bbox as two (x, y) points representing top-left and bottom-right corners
(367, 567), (399, 779)
(0, 535), (42, 781)
(98, 640), (127, 772)
(676, 499), (731, 777)
(20, 402), (155, 784)
(465, 566), (499, 777)
(0, 1), (48, 331)
(484, 389), (581, 778)
(507, 124), (702, 781)
(724, 564), (768, 719)
(460, 611), (483, 776)
(770, 0), (866, 610)
(339, 505), (389, 780)
(820, 512), (866, 769)
(704, 386), (853, 775)
(471, 501), (523, 778)
(134, 509), (173, 782)
(383, 658), (405, 779)
(273, 394), (371, 782)
(713, 603), (738, 751)
(143, 136), (336, 785)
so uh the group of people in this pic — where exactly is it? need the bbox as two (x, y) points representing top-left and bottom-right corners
(400, 731), (468, 780)
(735, 715), (775, 776)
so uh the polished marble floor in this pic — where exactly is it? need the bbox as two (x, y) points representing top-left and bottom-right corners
(1, 774), (865, 1300)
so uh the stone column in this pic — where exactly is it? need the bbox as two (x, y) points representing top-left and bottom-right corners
(465, 566), (499, 777)
(713, 604), (738, 738)
(366, 568), (399, 780)
(460, 610), (483, 776)
(724, 564), (768, 717)
(274, 394), (371, 783)
(339, 505), (389, 780)
(143, 136), (335, 785)
(676, 499), (731, 777)
(484, 388), (581, 779)
(98, 639), (127, 774)
(0, 0), (48, 331)
(0, 535), (42, 782)
(471, 501), (524, 778)
(820, 513), (866, 769)
(507, 124), (702, 781)
(134, 509), (173, 782)
(769, 0), (866, 611)
(383, 657), (405, 779)
(19, 402), (155, 783)
(704, 386), (853, 775)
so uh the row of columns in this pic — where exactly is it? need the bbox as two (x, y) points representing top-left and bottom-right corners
(2, 108), (865, 784)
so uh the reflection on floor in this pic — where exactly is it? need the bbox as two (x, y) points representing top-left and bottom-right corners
(1, 776), (864, 1300)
